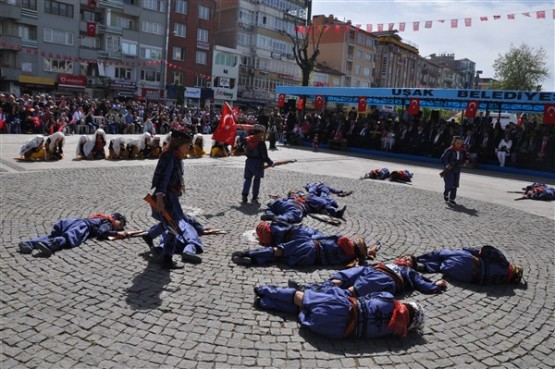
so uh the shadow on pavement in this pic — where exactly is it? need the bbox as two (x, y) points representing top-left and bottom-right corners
(230, 203), (263, 216)
(446, 204), (479, 216)
(446, 279), (521, 297)
(125, 252), (172, 310)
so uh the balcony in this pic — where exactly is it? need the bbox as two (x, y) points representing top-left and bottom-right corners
(0, 2), (21, 19)
(0, 66), (20, 81)
(99, 0), (124, 9)
(21, 39), (38, 48)
(21, 7), (38, 19)
(98, 50), (122, 60)
(98, 24), (123, 35)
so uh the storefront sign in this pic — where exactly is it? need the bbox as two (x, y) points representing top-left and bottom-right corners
(185, 87), (201, 98)
(57, 74), (87, 88)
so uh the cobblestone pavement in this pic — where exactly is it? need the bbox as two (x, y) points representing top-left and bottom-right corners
(1, 140), (554, 368)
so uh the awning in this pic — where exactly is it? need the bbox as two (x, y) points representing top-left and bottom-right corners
(18, 75), (55, 86)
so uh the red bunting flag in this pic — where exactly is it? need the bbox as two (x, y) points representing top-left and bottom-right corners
(314, 95), (324, 111)
(425, 21), (432, 29)
(408, 99), (420, 116)
(297, 97), (305, 110)
(480, 16), (488, 21)
(553, 9), (555, 19)
(493, 15), (501, 20)
(399, 23), (405, 32)
(464, 18), (472, 27)
(212, 102), (237, 145)
(465, 101), (479, 118)
(366, 24), (373, 32)
(277, 93), (285, 108)
(507, 14), (515, 20)
(451, 19), (458, 28)
(358, 97), (367, 112)
(537, 10), (545, 19)
(543, 104), (555, 125)
(87, 0), (97, 8)
(388, 23), (394, 31)
(413, 22), (419, 31)
(87, 22), (96, 37)
(522, 12), (531, 17)
(378, 24), (384, 32)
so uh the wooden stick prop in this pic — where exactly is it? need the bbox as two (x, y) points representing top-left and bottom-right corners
(308, 213), (342, 225)
(144, 193), (179, 235)
(202, 228), (227, 235)
(264, 159), (297, 170)
(108, 230), (147, 241)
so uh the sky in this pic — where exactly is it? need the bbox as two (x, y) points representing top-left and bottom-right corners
(311, 0), (555, 91)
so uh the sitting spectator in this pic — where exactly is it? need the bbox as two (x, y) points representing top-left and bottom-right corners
(496, 131), (512, 167)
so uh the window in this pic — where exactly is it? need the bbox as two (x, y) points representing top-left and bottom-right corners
(81, 10), (100, 22)
(172, 46), (185, 61)
(19, 25), (37, 41)
(115, 67), (132, 80)
(197, 28), (208, 42)
(122, 41), (138, 56)
(357, 34), (364, 44)
(366, 38), (375, 47)
(356, 50), (363, 60)
(172, 71), (184, 85)
(215, 53), (237, 67)
(115, 16), (134, 30)
(174, 23), (186, 37)
(21, 0), (37, 10)
(140, 46), (162, 60)
(143, 0), (164, 12)
(365, 53), (372, 62)
(140, 69), (161, 82)
(195, 51), (207, 65)
(142, 21), (163, 35)
(106, 36), (120, 52)
(44, 0), (74, 17)
(80, 36), (100, 49)
(363, 67), (370, 77)
(355, 65), (361, 74)
(198, 5), (210, 20)
(44, 28), (74, 45)
(43, 58), (73, 73)
(175, 0), (187, 14)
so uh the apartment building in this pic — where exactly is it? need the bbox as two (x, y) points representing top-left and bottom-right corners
(215, 0), (305, 106)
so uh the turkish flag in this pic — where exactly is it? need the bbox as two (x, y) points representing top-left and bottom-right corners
(87, 22), (96, 37)
(277, 93), (285, 108)
(358, 97), (367, 112)
(212, 102), (237, 145)
(87, 0), (97, 8)
(408, 99), (420, 116)
(465, 100), (479, 118)
(543, 104), (555, 125)
(314, 95), (324, 111)
(297, 98), (304, 110)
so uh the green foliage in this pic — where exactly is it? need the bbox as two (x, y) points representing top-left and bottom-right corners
(493, 44), (549, 91)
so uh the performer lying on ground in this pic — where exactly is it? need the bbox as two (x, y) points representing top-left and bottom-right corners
(262, 190), (346, 224)
(519, 182), (555, 201)
(254, 286), (425, 339)
(390, 170), (413, 183)
(45, 132), (65, 161)
(18, 212), (128, 257)
(76, 128), (107, 160)
(304, 182), (352, 197)
(107, 137), (129, 160)
(19, 135), (46, 160)
(232, 224), (379, 267)
(408, 245), (524, 285)
(361, 168), (391, 180)
(288, 256), (447, 297)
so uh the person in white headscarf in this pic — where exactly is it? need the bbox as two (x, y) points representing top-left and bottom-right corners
(143, 134), (162, 159)
(77, 128), (107, 160)
(45, 131), (65, 161)
(187, 133), (205, 158)
(19, 135), (46, 160)
(126, 132), (152, 159)
(107, 136), (128, 160)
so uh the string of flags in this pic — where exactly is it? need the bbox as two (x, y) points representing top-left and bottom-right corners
(0, 39), (212, 81)
(296, 9), (554, 33)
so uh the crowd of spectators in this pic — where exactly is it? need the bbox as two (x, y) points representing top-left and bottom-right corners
(1, 92), (553, 172)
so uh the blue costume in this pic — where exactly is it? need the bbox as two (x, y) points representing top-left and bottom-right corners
(365, 168), (390, 180)
(150, 150), (205, 260)
(242, 133), (273, 201)
(416, 246), (522, 284)
(255, 285), (399, 339)
(256, 222), (322, 247)
(263, 193), (345, 223)
(313, 262), (444, 297)
(523, 182), (555, 201)
(304, 182), (344, 197)
(440, 145), (466, 202)
(19, 215), (123, 256)
(240, 233), (363, 267)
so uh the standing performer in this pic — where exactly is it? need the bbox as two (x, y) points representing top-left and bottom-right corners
(440, 136), (467, 205)
(18, 212), (127, 257)
(254, 286), (426, 339)
(242, 124), (274, 204)
(148, 129), (205, 269)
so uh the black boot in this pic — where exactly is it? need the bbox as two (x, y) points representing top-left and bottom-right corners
(242, 195), (248, 203)
(161, 255), (184, 270)
(141, 233), (154, 250)
(335, 205), (347, 219)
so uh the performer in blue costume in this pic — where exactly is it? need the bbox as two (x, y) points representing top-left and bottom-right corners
(440, 136), (468, 205)
(410, 245), (524, 285)
(254, 285), (425, 339)
(252, 221), (321, 247)
(261, 191), (346, 223)
(18, 212), (127, 257)
(293, 256), (447, 297)
(242, 124), (274, 204)
(522, 182), (555, 201)
(232, 226), (379, 267)
(145, 129), (205, 270)
(304, 182), (351, 197)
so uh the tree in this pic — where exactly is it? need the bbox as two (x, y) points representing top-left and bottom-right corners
(493, 44), (549, 91)
(286, 24), (326, 87)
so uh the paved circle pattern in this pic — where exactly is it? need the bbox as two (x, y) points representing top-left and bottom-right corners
(1, 164), (554, 369)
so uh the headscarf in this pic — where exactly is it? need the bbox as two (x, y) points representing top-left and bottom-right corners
(20, 135), (45, 156)
(110, 136), (127, 157)
(256, 222), (271, 246)
(47, 131), (65, 152)
(83, 128), (107, 157)
(76, 135), (90, 157)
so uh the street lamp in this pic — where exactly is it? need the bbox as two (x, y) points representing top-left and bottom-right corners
(475, 70), (483, 89)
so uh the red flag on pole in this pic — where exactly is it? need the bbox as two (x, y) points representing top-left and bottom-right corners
(297, 98), (305, 110)
(358, 97), (367, 112)
(212, 102), (237, 145)
(543, 104), (555, 125)
(277, 93), (285, 108)
(408, 99), (420, 116)
(465, 101), (479, 118)
(87, 22), (96, 37)
(314, 95), (324, 111)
